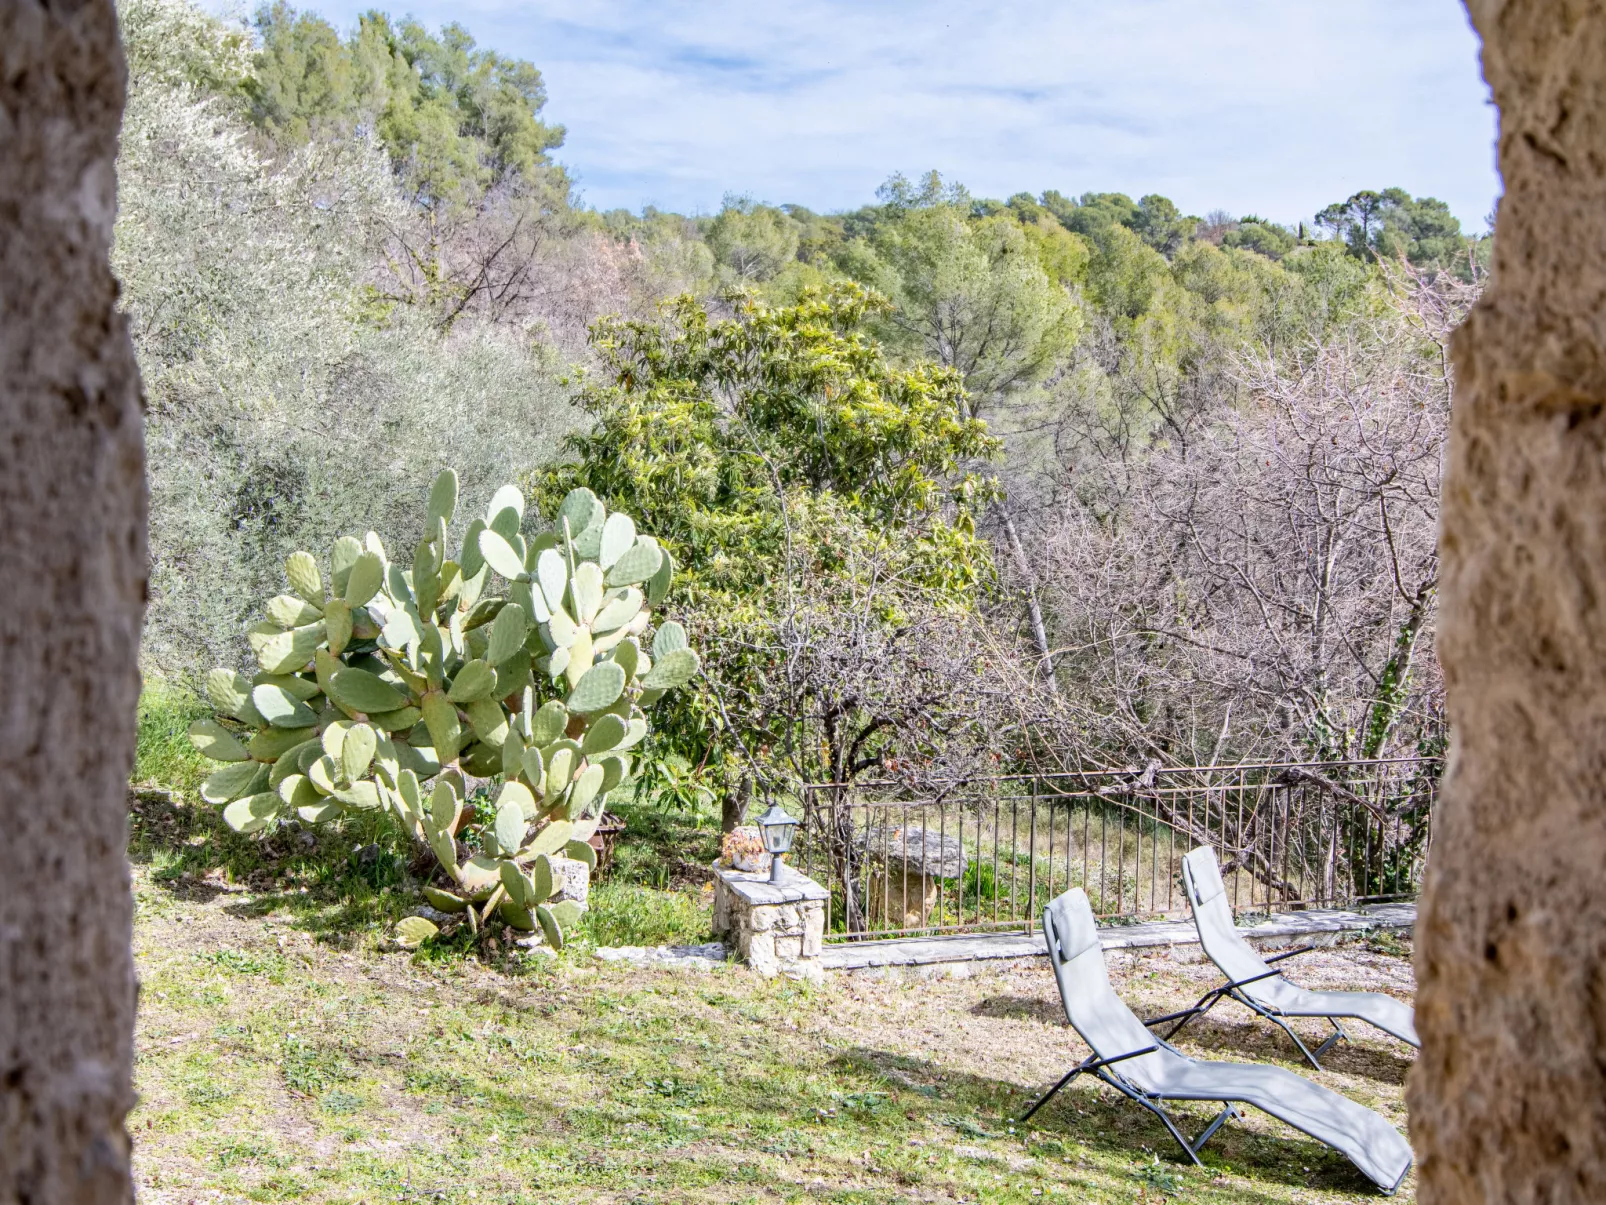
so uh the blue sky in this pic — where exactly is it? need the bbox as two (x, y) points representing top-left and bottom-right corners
(222, 0), (1500, 230)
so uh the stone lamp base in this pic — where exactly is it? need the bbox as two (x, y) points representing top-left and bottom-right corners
(711, 863), (828, 981)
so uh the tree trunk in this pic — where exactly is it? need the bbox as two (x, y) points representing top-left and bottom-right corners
(722, 773), (751, 834)
(1000, 507), (1057, 694)
(1411, 4), (1606, 1200)
(0, 3), (146, 1203)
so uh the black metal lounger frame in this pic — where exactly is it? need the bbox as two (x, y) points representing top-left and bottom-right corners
(1018, 1041), (1245, 1166)
(1143, 946), (1350, 1070)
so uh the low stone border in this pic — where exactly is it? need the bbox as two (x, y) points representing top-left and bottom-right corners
(594, 942), (730, 971)
(821, 902), (1415, 977)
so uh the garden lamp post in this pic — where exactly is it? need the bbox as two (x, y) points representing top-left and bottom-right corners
(756, 803), (799, 884)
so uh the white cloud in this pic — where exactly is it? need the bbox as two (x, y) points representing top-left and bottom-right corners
(243, 0), (1499, 228)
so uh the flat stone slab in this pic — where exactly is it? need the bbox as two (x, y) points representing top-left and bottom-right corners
(715, 864), (830, 906)
(594, 942), (730, 970)
(819, 903), (1416, 972)
(863, 824), (967, 879)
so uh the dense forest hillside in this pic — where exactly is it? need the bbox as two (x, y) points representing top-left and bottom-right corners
(122, 0), (1478, 800)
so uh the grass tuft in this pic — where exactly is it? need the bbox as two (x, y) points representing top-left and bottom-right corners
(134, 679), (210, 791)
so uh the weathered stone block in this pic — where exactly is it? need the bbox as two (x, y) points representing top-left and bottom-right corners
(802, 902), (825, 957)
(745, 931), (777, 976)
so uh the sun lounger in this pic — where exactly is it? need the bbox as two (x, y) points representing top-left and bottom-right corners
(1153, 846), (1418, 1069)
(1021, 888), (1413, 1194)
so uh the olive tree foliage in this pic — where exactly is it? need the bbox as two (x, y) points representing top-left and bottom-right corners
(1032, 263), (1474, 768)
(116, 0), (576, 679)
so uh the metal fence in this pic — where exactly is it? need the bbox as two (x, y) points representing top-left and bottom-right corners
(790, 758), (1440, 942)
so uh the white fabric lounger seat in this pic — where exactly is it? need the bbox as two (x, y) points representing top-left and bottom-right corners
(1161, 846), (1418, 1069)
(1022, 888), (1413, 1195)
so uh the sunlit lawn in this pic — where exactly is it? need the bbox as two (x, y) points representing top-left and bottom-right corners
(128, 687), (1416, 1203)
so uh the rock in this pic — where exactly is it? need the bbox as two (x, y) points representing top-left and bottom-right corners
(592, 942), (729, 970)
(549, 855), (589, 904)
(864, 824), (967, 879)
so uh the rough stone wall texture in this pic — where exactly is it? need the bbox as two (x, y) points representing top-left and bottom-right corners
(712, 876), (826, 980)
(733, 899), (825, 981)
(0, 2), (147, 1203)
(1411, 4), (1606, 1201)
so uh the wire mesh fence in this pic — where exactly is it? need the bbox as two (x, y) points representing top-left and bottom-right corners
(789, 758), (1440, 942)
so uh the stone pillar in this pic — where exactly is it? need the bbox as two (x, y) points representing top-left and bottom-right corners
(711, 865), (828, 981)
(1411, 5), (1606, 1201)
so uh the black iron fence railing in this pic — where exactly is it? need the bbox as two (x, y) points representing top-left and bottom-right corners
(789, 758), (1440, 942)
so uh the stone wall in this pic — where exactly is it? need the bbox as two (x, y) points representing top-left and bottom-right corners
(1411, 4), (1606, 1200)
(711, 865), (827, 981)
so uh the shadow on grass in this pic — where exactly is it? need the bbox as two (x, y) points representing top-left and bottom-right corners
(971, 993), (1062, 1024)
(128, 791), (419, 947)
(1156, 1011), (1415, 1087)
(971, 991), (1414, 1087)
(130, 787), (723, 952)
(834, 1043), (1384, 1199)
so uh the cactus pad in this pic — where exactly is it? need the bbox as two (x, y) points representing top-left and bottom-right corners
(252, 683), (317, 729)
(477, 529), (526, 580)
(268, 593), (323, 627)
(285, 551), (323, 604)
(641, 648), (700, 690)
(189, 718), (248, 762)
(345, 551), (384, 608)
(395, 916), (439, 948)
(581, 713), (627, 756)
(202, 760), (268, 805)
(568, 662), (626, 713)
(341, 722), (378, 782)
(223, 791), (284, 834)
(605, 538), (663, 587)
(486, 602), (528, 666)
(644, 546), (675, 603)
(446, 659), (496, 703)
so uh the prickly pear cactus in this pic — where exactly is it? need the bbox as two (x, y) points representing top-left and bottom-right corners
(188, 470), (698, 950)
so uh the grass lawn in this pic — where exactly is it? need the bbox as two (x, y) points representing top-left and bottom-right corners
(127, 789), (1417, 1204)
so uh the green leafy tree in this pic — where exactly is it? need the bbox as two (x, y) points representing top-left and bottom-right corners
(539, 284), (996, 598)
(1039, 190), (1197, 258)
(1041, 189), (1141, 240)
(1314, 188), (1467, 270)
(1083, 221), (1171, 324)
(831, 176), (1082, 415)
(1132, 194), (1197, 257)
(246, 5), (565, 209)
(705, 195), (802, 282)
(1221, 215), (1298, 260)
(533, 284), (1000, 800)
